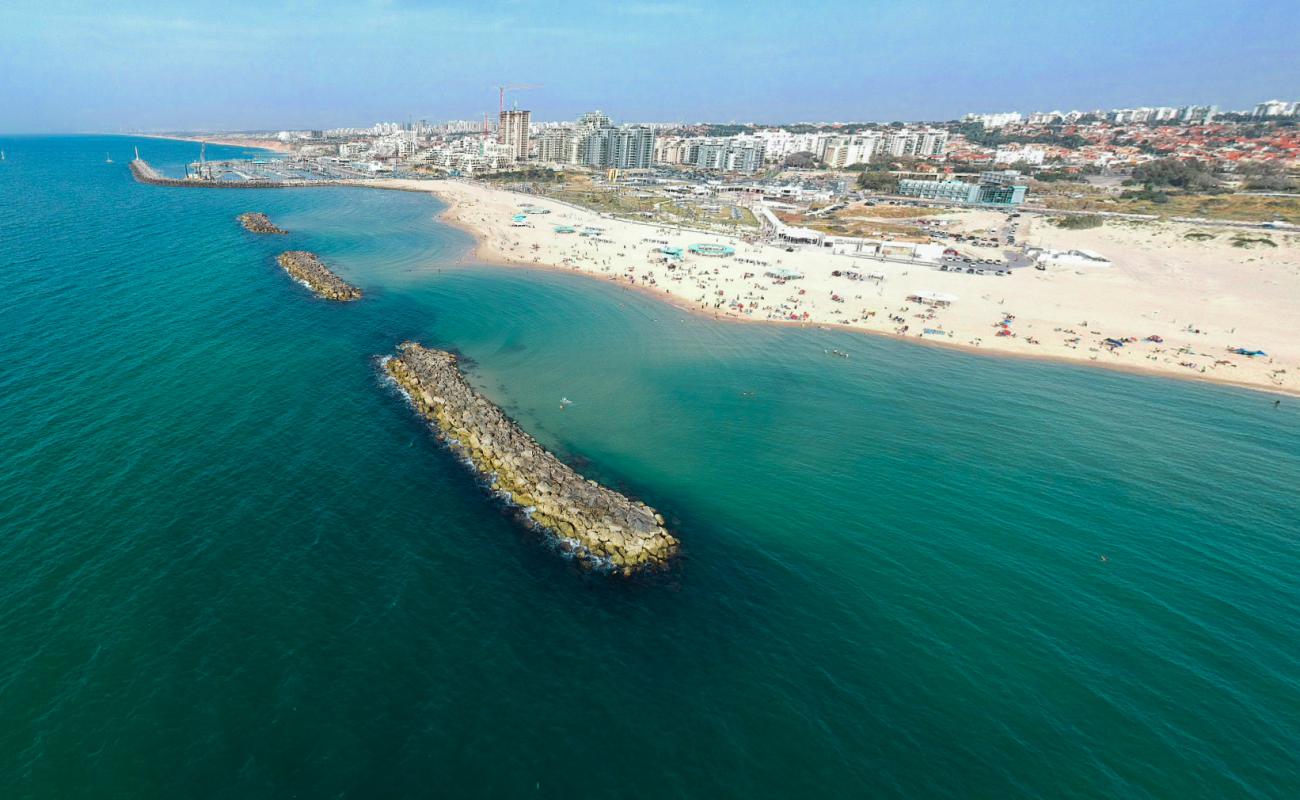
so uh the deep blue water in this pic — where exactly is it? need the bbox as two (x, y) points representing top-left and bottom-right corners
(1, 135), (1298, 799)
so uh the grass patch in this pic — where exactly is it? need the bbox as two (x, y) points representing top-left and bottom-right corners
(1044, 191), (1300, 224)
(1051, 215), (1103, 230)
(1230, 234), (1277, 248)
(1183, 231), (1215, 241)
(856, 205), (944, 219)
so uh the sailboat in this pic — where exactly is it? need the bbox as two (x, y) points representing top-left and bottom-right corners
(105, 152), (113, 164)
(1, 150), (6, 161)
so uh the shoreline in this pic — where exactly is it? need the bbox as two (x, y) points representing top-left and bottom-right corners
(476, 248), (1300, 400)
(117, 156), (1299, 398)
(132, 133), (295, 153)
(398, 180), (1300, 400)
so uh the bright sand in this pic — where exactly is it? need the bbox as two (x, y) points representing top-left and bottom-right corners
(371, 178), (1300, 396)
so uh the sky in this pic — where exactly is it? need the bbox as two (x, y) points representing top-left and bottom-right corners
(1, 0), (1296, 132)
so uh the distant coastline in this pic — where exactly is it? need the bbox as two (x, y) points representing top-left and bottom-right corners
(133, 133), (294, 153)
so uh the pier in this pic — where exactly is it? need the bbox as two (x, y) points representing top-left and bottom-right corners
(385, 343), (679, 573)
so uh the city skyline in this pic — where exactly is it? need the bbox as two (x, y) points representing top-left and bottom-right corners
(2, 0), (1297, 133)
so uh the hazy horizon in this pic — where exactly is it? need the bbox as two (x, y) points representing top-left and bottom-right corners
(2, 0), (1297, 133)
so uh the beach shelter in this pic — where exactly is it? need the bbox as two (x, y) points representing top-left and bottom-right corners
(908, 291), (958, 306)
(779, 226), (823, 243)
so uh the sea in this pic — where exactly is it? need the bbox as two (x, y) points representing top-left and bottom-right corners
(1, 135), (1297, 799)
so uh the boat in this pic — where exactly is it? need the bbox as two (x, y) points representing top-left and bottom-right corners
(105, 153), (113, 164)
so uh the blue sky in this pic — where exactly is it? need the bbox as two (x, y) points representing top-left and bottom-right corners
(1, 0), (1296, 132)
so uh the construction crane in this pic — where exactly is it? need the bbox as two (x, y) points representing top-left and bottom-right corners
(497, 83), (542, 116)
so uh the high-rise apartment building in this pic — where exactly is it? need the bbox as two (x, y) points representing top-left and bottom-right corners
(581, 125), (656, 169)
(577, 110), (614, 131)
(820, 133), (882, 168)
(537, 127), (579, 164)
(685, 138), (766, 173)
(499, 109), (531, 160)
(654, 136), (691, 165)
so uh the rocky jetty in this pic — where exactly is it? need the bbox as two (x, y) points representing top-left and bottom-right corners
(385, 343), (679, 573)
(237, 212), (287, 234)
(276, 251), (361, 301)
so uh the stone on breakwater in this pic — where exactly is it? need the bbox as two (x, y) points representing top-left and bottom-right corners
(237, 212), (287, 235)
(385, 342), (679, 573)
(276, 251), (362, 301)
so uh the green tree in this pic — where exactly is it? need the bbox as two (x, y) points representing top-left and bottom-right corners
(1131, 158), (1219, 191)
(857, 171), (898, 192)
(783, 151), (818, 169)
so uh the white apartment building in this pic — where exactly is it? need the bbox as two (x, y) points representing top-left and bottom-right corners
(883, 129), (948, 158)
(820, 134), (880, 168)
(1254, 100), (1298, 118)
(963, 112), (1023, 128)
(816, 128), (947, 167)
(1180, 105), (1217, 123)
(754, 129), (828, 161)
(375, 132), (417, 159)
(537, 127), (580, 164)
(686, 138), (766, 173)
(338, 141), (369, 159)
(654, 136), (691, 165)
(994, 145), (1046, 165)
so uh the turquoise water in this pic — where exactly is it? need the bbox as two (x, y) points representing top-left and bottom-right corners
(1, 135), (1298, 799)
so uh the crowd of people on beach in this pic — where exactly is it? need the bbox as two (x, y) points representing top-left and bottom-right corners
(440, 188), (1293, 394)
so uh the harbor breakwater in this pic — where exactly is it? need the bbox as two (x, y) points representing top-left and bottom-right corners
(385, 342), (680, 573)
(276, 251), (362, 301)
(129, 158), (343, 189)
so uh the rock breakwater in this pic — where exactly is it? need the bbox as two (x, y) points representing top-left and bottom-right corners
(237, 212), (287, 234)
(129, 158), (344, 189)
(276, 251), (361, 301)
(385, 343), (679, 573)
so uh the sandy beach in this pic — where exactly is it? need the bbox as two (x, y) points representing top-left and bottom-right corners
(369, 177), (1300, 396)
(136, 133), (295, 153)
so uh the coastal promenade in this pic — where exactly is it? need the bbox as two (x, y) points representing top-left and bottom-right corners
(385, 343), (679, 573)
